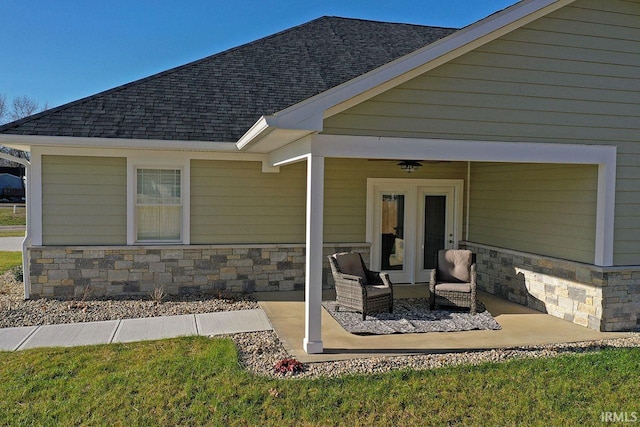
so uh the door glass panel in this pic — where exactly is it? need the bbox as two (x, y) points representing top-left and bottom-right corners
(381, 194), (405, 270)
(423, 195), (446, 269)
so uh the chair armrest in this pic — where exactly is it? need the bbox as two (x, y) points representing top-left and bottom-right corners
(470, 263), (477, 289)
(366, 270), (392, 288)
(378, 272), (393, 289)
(337, 273), (365, 285)
(429, 269), (437, 292)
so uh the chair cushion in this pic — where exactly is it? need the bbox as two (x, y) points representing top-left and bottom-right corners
(364, 284), (391, 297)
(434, 282), (472, 293)
(335, 253), (368, 285)
(437, 250), (472, 283)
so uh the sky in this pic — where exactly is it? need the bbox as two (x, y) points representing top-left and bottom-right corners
(2, 0), (516, 110)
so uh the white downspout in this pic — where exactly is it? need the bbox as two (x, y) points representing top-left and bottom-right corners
(466, 161), (471, 241)
(22, 163), (31, 300)
(0, 153), (31, 299)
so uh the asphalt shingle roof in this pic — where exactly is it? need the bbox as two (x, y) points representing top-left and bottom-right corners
(0, 17), (457, 142)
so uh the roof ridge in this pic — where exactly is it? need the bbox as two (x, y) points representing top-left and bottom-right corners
(322, 15), (457, 30)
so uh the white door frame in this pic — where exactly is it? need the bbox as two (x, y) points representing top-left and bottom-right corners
(415, 185), (456, 282)
(366, 178), (464, 283)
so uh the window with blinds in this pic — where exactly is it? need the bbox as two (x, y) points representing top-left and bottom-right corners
(136, 168), (182, 242)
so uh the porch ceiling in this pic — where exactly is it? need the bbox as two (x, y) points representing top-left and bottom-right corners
(270, 134), (616, 268)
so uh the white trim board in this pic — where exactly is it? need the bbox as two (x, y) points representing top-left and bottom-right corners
(0, 134), (237, 152)
(311, 135), (616, 165)
(29, 148), (43, 247)
(28, 146), (281, 173)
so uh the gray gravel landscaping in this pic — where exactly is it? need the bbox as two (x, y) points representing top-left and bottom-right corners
(0, 271), (258, 328)
(2, 271), (639, 379)
(232, 331), (640, 379)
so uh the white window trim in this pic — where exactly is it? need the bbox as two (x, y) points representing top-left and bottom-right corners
(127, 154), (190, 245)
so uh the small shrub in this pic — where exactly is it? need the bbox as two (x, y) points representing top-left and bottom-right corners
(149, 286), (166, 305)
(11, 265), (23, 282)
(76, 285), (91, 301)
(69, 285), (92, 310)
(274, 358), (304, 375)
(216, 289), (235, 301)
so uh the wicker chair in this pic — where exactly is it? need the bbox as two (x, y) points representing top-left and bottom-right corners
(328, 252), (393, 320)
(429, 249), (477, 314)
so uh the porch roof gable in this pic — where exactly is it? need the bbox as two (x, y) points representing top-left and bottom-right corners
(239, 0), (578, 153)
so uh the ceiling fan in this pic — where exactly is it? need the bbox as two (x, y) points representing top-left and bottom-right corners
(367, 159), (450, 173)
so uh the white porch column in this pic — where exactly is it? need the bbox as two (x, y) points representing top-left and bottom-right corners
(303, 154), (324, 354)
(595, 161), (616, 267)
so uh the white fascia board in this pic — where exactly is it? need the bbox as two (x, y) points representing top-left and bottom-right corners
(236, 114), (322, 152)
(0, 134), (239, 152)
(314, 135), (614, 165)
(236, 116), (275, 150)
(244, 128), (317, 154)
(33, 145), (264, 160)
(271, 0), (575, 127)
(30, 144), (282, 174)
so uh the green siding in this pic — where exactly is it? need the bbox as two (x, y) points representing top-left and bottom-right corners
(42, 155), (127, 245)
(323, 0), (640, 265)
(190, 158), (467, 244)
(469, 163), (597, 264)
(190, 160), (306, 244)
(324, 158), (468, 243)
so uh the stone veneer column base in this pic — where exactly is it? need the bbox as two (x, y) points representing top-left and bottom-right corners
(28, 243), (370, 299)
(461, 242), (640, 332)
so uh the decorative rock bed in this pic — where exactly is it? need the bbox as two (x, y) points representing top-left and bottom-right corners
(2, 271), (639, 379)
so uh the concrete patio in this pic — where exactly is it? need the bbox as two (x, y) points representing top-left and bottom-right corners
(257, 286), (631, 363)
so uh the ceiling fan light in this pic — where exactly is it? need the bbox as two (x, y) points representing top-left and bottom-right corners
(398, 160), (422, 173)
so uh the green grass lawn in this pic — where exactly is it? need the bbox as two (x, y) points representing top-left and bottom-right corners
(0, 229), (25, 238)
(0, 337), (638, 426)
(0, 251), (22, 273)
(0, 205), (25, 226)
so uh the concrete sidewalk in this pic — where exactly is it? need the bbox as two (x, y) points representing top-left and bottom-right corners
(0, 309), (272, 351)
(0, 236), (24, 251)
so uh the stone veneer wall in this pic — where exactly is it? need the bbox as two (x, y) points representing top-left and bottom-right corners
(461, 241), (640, 332)
(27, 243), (370, 299)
